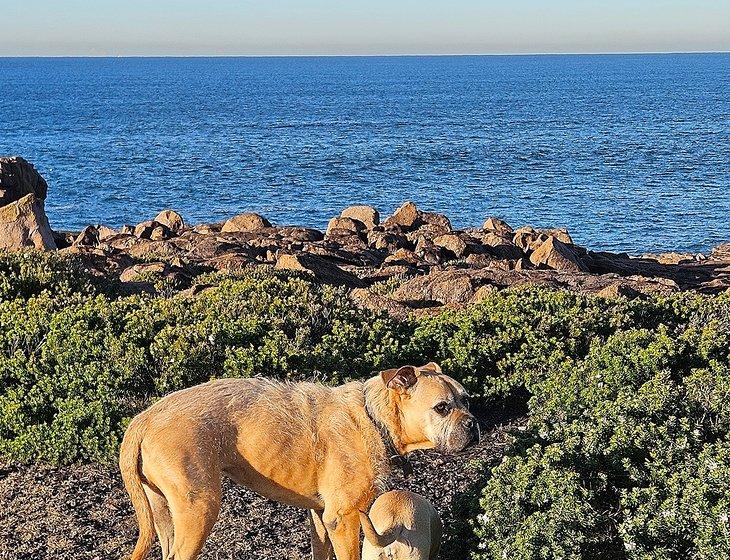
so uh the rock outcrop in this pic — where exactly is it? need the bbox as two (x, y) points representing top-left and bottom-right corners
(1, 158), (729, 316)
(0, 193), (57, 250)
(0, 157), (56, 250)
(0, 156), (48, 207)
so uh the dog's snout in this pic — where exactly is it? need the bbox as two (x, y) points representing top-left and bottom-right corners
(463, 415), (480, 445)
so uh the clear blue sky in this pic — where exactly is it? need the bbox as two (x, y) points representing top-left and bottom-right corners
(3, 0), (729, 56)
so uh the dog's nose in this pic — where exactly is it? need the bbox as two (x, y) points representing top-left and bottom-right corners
(463, 416), (480, 444)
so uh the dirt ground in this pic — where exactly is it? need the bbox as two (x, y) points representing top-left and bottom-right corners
(0, 409), (519, 560)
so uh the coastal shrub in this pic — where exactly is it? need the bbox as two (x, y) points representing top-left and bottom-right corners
(0, 250), (97, 300)
(469, 298), (730, 560)
(0, 269), (408, 463)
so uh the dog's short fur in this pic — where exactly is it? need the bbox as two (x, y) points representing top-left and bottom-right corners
(119, 362), (478, 560)
(360, 490), (442, 560)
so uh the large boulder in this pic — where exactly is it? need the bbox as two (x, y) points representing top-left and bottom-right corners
(134, 220), (172, 240)
(274, 253), (365, 287)
(529, 236), (588, 272)
(420, 211), (452, 232)
(74, 225), (100, 247)
(385, 201), (420, 230)
(392, 269), (475, 305)
(711, 243), (730, 260)
(154, 210), (185, 233)
(326, 217), (366, 236)
(340, 205), (379, 229)
(513, 226), (574, 253)
(222, 212), (272, 233)
(0, 156), (48, 206)
(433, 233), (468, 258)
(0, 193), (57, 250)
(482, 217), (513, 235)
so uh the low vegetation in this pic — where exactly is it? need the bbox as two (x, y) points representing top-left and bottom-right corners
(0, 251), (727, 559)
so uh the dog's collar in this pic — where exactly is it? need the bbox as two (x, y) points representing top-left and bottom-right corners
(364, 402), (413, 478)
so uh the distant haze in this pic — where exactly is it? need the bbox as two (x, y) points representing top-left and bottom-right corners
(2, 0), (729, 56)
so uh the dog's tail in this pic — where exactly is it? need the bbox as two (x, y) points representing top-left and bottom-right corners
(119, 414), (155, 560)
(359, 511), (400, 549)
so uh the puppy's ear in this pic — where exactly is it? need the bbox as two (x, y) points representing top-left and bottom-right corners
(422, 361), (442, 373)
(381, 366), (418, 392)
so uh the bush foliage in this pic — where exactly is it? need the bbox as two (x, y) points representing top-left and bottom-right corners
(0, 251), (728, 558)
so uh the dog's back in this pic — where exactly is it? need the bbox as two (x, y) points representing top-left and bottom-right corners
(360, 490), (442, 560)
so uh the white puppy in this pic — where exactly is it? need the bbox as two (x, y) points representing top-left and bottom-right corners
(360, 490), (442, 560)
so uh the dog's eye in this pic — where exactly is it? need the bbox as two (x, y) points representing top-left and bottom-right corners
(462, 396), (470, 410)
(433, 402), (451, 416)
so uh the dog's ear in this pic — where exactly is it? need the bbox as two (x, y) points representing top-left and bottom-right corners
(381, 366), (418, 392)
(422, 361), (442, 374)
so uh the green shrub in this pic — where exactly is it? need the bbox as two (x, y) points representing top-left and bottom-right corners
(470, 296), (730, 560)
(0, 250), (97, 300)
(0, 265), (408, 463)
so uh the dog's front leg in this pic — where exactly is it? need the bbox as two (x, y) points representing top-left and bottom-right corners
(323, 509), (361, 560)
(309, 509), (334, 560)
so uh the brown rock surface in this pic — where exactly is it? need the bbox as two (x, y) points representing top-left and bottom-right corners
(119, 262), (169, 283)
(221, 212), (272, 233)
(275, 253), (365, 287)
(74, 225), (100, 247)
(340, 205), (379, 229)
(326, 217), (366, 236)
(154, 210), (185, 232)
(530, 236), (588, 272)
(392, 269), (475, 305)
(0, 193), (57, 250)
(482, 217), (513, 235)
(386, 201), (421, 230)
(433, 233), (469, 258)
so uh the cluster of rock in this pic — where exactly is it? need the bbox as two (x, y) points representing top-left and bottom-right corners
(2, 156), (729, 317)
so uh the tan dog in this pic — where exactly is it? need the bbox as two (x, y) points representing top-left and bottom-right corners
(119, 362), (478, 560)
(360, 490), (442, 560)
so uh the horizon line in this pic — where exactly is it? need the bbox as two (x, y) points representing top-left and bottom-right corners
(1, 50), (729, 59)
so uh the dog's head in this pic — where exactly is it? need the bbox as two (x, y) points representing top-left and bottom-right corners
(377, 362), (479, 454)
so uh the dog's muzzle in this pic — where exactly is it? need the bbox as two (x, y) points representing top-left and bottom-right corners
(462, 416), (481, 448)
(443, 415), (481, 454)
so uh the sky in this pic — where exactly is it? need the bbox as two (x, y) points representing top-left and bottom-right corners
(2, 0), (729, 56)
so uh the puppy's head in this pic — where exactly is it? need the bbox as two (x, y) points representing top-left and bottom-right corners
(380, 362), (479, 454)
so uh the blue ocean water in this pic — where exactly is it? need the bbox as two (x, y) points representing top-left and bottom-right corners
(1, 54), (729, 253)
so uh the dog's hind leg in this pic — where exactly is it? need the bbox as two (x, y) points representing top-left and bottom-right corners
(143, 484), (174, 559)
(323, 509), (361, 560)
(309, 510), (334, 560)
(164, 484), (221, 560)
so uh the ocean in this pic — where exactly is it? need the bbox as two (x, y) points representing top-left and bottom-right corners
(1, 54), (728, 253)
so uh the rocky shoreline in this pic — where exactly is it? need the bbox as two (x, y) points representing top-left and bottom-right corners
(2, 156), (729, 316)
